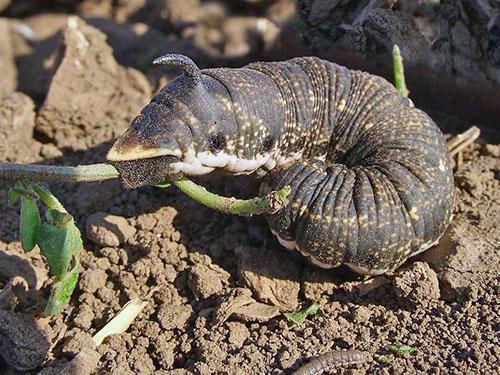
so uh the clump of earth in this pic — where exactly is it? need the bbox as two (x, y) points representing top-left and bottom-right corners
(0, 1), (498, 373)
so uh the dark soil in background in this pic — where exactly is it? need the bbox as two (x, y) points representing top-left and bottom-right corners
(0, 1), (499, 374)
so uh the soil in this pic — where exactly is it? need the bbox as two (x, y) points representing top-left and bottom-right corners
(0, 1), (498, 374)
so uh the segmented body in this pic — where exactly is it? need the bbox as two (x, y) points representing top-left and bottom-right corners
(203, 57), (454, 274)
(292, 350), (370, 375)
(109, 56), (454, 275)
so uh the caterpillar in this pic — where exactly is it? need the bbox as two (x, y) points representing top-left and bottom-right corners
(107, 54), (454, 275)
(292, 350), (370, 375)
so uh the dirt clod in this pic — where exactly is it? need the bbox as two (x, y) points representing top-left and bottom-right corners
(0, 18), (16, 95)
(188, 263), (230, 299)
(62, 347), (101, 374)
(0, 309), (51, 370)
(85, 212), (136, 247)
(235, 246), (300, 310)
(226, 321), (250, 348)
(484, 144), (500, 157)
(0, 92), (42, 163)
(61, 331), (96, 357)
(232, 301), (280, 323)
(393, 261), (440, 308)
(79, 268), (107, 294)
(157, 304), (193, 331)
(35, 16), (151, 151)
(421, 226), (483, 301)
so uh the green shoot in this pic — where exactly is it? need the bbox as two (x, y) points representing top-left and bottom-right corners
(392, 45), (409, 97)
(44, 260), (80, 316)
(389, 344), (416, 356)
(9, 184), (83, 315)
(284, 303), (320, 325)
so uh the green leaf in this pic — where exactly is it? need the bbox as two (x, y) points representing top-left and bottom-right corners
(45, 209), (73, 227)
(20, 196), (41, 252)
(37, 221), (82, 280)
(284, 304), (320, 325)
(8, 186), (37, 205)
(8, 188), (21, 205)
(44, 259), (79, 316)
(389, 345), (416, 356)
(32, 183), (66, 212)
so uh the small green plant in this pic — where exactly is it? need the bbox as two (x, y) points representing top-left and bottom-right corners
(375, 354), (392, 364)
(284, 303), (320, 325)
(9, 183), (82, 316)
(375, 344), (417, 365)
(389, 344), (416, 356)
(1, 163), (289, 316)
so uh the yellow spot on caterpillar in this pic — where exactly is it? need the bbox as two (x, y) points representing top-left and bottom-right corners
(337, 99), (346, 111)
(438, 159), (446, 172)
(409, 207), (419, 220)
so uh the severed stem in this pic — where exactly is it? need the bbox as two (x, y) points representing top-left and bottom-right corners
(0, 162), (289, 216)
(170, 178), (290, 216)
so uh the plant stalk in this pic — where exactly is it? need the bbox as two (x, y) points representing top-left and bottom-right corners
(0, 163), (119, 184)
(1, 162), (290, 216)
(171, 178), (290, 216)
(32, 183), (67, 212)
(393, 45), (409, 97)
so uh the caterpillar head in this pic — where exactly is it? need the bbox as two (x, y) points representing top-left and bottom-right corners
(107, 54), (238, 188)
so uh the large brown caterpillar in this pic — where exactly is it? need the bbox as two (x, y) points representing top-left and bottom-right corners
(107, 54), (454, 275)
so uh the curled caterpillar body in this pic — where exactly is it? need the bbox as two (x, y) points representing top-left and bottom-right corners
(107, 55), (454, 275)
(292, 350), (370, 375)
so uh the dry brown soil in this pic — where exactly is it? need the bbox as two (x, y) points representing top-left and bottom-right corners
(0, 1), (498, 374)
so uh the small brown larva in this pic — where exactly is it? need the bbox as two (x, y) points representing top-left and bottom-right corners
(292, 350), (370, 375)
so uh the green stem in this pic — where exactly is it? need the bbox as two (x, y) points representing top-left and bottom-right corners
(31, 183), (67, 212)
(172, 178), (291, 216)
(1, 161), (290, 216)
(392, 45), (409, 97)
(0, 163), (119, 184)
